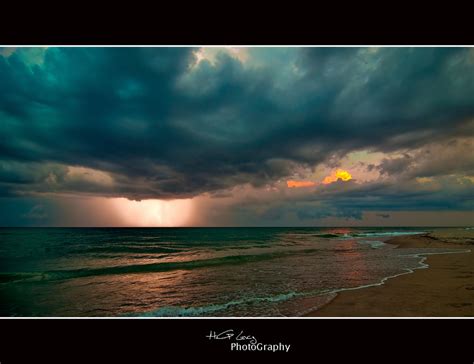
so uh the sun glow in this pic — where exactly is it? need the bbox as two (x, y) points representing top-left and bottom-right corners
(191, 47), (249, 69)
(322, 169), (352, 184)
(109, 198), (194, 227)
(287, 180), (317, 188)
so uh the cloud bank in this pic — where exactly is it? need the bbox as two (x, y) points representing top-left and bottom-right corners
(0, 47), (473, 225)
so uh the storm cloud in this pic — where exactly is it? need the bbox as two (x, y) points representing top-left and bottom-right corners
(0, 47), (473, 225)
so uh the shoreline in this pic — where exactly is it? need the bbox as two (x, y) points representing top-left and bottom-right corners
(304, 229), (474, 317)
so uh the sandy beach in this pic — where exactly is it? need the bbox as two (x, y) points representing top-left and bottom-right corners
(305, 229), (474, 317)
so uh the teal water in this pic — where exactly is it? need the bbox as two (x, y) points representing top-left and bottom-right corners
(0, 227), (455, 316)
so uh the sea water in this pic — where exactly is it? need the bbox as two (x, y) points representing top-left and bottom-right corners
(0, 227), (459, 317)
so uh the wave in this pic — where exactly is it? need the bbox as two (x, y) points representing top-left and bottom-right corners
(131, 248), (471, 317)
(0, 248), (321, 283)
(77, 246), (183, 254)
(131, 291), (301, 317)
(352, 231), (426, 238)
(357, 240), (386, 249)
(0, 272), (43, 283)
(313, 233), (340, 238)
(313, 231), (426, 240)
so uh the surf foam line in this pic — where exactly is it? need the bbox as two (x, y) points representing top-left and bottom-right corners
(133, 249), (471, 318)
(329, 231), (427, 240)
(295, 248), (472, 316)
(130, 291), (303, 317)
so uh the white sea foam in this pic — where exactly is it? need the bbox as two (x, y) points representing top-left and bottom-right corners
(135, 291), (301, 317)
(133, 249), (469, 317)
(352, 231), (426, 238)
(324, 249), (472, 300)
(357, 240), (386, 249)
(289, 248), (472, 316)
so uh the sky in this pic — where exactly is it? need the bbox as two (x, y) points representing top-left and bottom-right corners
(0, 46), (473, 227)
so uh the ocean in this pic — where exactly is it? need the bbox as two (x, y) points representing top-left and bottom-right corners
(0, 227), (458, 317)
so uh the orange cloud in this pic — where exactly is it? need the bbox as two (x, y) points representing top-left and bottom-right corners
(322, 169), (352, 184)
(287, 180), (317, 188)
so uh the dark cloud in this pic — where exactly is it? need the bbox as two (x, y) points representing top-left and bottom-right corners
(377, 155), (412, 176)
(0, 47), (473, 207)
(0, 197), (59, 226)
(311, 178), (474, 212)
(22, 204), (48, 219)
(371, 137), (474, 180)
(216, 174), (474, 226)
(296, 208), (363, 221)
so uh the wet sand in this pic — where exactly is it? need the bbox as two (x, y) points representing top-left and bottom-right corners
(305, 229), (474, 317)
